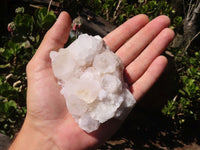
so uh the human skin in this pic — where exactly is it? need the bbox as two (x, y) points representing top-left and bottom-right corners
(9, 12), (174, 150)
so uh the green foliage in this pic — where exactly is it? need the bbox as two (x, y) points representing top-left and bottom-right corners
(0, 7), (56, 138)
(162, 50), (200, 125)
(82, 0), (182, 28)
(0, 76), (26, 138)
(15, 7), (25, 14)
(34, 8), (57, 32)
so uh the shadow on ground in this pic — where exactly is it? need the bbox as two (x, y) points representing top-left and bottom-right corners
(99, 106), (200, 150)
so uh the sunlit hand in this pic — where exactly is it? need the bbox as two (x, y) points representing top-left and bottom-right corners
(10, 11), (174, 150)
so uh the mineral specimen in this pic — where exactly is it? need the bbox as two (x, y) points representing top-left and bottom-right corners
(50, 34), (136, 133)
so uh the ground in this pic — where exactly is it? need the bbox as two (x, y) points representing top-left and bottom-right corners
(98, 104), (200, 150)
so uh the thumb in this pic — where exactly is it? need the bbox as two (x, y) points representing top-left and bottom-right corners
(33, 11), (71, 64)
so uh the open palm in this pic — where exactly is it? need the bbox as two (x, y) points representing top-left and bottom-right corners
(11, 12), (174, 150)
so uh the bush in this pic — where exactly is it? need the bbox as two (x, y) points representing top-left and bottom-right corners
(162, 49), (200, 125)
(0, 7), (56, 138)
(81, 0), (182, 28)
(162, 0), (200, 127)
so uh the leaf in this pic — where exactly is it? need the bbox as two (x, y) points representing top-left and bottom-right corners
(179, 89), (186, 96)
(42, 14), (56, 29)
(138, 0), (144, 4)
(34, 8), (56, 31)
(0, 64), (10, 69)
(14, 14), (34, 34)
(15, 7), (25, 14)
(0, 48), (5, 53)
(4, 100), (17, 113)
(36, 35), (40, 43)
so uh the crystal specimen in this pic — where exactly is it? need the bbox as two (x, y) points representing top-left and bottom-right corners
(50, 34), (136, 133)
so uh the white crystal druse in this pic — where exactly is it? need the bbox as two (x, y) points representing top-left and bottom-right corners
(50, 34), (136, 133)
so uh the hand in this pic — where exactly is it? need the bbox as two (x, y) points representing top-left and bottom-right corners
(10, 12), (174, 150)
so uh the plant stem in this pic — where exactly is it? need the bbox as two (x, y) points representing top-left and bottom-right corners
(48, 0), (53, 14)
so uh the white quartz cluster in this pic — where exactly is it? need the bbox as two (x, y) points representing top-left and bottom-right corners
(50, 34), (136, 133)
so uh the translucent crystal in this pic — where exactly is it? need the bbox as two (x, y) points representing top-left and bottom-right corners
(93, 50), (120, 73)
(101, 74), (122, 93)
(50, 34), (136, 133)
(64, 78), (101, 104)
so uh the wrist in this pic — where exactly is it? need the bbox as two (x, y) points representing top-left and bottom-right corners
(9, 118), (59, 150)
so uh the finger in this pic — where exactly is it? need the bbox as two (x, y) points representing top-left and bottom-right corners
(125, 28), (174, 84)
(130, 56), (168, 100)
(34, 11), (71, 62)
(116, 15), (171, 66)
(103, 14), (149, 52)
